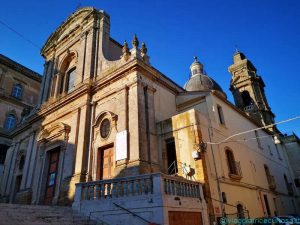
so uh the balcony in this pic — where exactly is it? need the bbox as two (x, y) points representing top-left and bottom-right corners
(243, 104), (254, 112)
(72, 173), (208, 225)
(267, 175), (276, 190)
(228, 161), (243, 181)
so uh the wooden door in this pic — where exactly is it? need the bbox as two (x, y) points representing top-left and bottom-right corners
(44, 149), (60, 204)
(168, 211), (203, 225)
(97, 145), (114, 180)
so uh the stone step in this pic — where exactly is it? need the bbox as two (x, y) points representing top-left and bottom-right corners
(0, 203), (100, 225)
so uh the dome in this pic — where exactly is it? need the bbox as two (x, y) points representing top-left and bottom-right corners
(184, 57), (226, 97)
(184, 74), (224, 92)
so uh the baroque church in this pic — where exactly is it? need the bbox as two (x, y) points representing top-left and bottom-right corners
(0, 7), (299, 225)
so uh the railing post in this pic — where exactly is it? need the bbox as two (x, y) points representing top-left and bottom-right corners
(84, 185), (89, 200)
(107, 183), (111, 198)
(124, 181), (128, 196)
(152, 174), (163, 195)
(141, 179), (145, 194)
(100, 183), (104, 199)
(112, 182), (117, 198)
(72, 183), (83, 211)
(129, 180), (134, 196)
(95, 184), (99, 199)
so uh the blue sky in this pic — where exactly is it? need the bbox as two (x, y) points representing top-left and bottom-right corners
(1, 0), (300, 135)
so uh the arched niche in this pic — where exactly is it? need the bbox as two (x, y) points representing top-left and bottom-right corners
(38, 122), (71, 143)
(92, 111), (118, 180)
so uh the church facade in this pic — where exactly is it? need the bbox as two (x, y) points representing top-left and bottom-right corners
(0, 7), (299, 225)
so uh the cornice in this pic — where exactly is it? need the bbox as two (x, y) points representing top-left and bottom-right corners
(176, 95), (206, 110)
(0, 129), (12, 139)
(39, 82), (91, 116)
(94, 58), (183, 95)
(8, 58), (185, 138)
(211, 90), (274, 135)
(0, 94), (35, 108)
(0, 54), (42, 82)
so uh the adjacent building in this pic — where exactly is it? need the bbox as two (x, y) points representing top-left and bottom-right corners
(0, 54), (41, 183)
(283, 134), (300, 191)
(0, 7), (298, 225)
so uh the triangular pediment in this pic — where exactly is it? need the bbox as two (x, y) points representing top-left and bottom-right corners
(41, 7), (104, 55)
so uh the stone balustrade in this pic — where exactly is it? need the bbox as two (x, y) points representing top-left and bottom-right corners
(74, 173), (203, 202)
(81, 174), (153, 200)
(163, 175), (201, 198)
(72, 173), (207, 225)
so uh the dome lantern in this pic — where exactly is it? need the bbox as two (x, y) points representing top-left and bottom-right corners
(190, 56), (204, 77)
(184, 56), (227, 98)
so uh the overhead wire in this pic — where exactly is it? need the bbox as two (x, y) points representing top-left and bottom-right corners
(206, 115), (300, 145)
(0, 19), (40, 49)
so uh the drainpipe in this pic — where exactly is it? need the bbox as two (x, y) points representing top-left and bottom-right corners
(207, 126), (226, 218)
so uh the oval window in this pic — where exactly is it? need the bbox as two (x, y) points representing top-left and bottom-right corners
(100, 118), (111, 138)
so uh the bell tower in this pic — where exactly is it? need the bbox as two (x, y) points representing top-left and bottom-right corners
(228, 51), (275, 128)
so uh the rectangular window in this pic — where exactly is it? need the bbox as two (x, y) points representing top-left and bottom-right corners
(255, 130), (263, 149)
(221, 192), (227, 204)
(67, 68), (76, 93)
(217, 105), (225, 125)
(273, 198), (278, 216)
(275, 145), (282, 160)
(263, 194), (271, 216)
(268, 145), (273, 156)
(166, 138), (177, 175)
(0, 145), (9, 164)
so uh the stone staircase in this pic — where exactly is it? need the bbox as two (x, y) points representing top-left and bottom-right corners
(0, 203), (102, 225)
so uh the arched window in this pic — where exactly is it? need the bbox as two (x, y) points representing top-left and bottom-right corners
(226, 149), (237, 175)
(66, 67), (76, 93)
(19, 155), (25, 170)
(241, 91), (252, 106)
(264, 164), (276, 190)
(11, 84), (23, 99)
(226, 149), (242, 179)
(237, 203), (245, 219)
(4, 114), (16, 131)
(55, 52), (77, 95)
(264, 165), (271, 178)
(284, 174), (293, 195)
(284, 174), (288, 184)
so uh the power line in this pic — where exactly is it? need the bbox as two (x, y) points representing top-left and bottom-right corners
(206, 115), (300, 145)
(0, 19), (40, 49)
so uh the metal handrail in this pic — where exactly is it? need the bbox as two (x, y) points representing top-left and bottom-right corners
(113, 202), (160, 225)
(167, 160), (195, 179)
(167, 160), (177, 174)
(88, 211), (111, 225)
